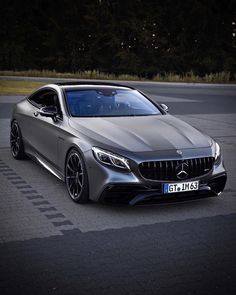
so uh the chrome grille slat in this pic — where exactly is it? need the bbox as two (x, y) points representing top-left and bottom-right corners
(165, 161), (168, 180)
(203, 157), (206, 172)
(194, 158), (198, 177)
(171, 161), (174, 180)
(139, 157), (214, 181)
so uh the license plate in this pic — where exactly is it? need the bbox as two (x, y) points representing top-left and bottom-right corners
(164, 180), (199, 194)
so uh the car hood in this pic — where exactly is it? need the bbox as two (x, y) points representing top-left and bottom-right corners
(69, 115), (212, 152)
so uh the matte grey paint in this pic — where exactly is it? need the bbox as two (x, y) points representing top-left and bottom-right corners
(11, 83), (226, 202)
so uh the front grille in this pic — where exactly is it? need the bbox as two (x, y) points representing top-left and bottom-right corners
(139, 157), (215, 181)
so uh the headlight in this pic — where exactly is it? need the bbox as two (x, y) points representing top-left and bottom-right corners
(92, 147), (130, 171)
(215, 142), (221, 161)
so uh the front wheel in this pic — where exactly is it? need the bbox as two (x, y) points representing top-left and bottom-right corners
(10, 121), (26, 160)
(65, 149), (89, 203)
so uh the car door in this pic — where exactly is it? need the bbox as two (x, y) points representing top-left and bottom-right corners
(24, 88), (62, 169)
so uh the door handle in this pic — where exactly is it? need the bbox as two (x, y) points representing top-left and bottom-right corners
(34, 111), (39, 117)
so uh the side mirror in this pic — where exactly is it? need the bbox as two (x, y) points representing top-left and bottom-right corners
(160, 103), (169, 113)
(38, 106), (58, 118)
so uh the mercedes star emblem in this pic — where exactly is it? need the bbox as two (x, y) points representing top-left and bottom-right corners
(175, 162), (189, 180)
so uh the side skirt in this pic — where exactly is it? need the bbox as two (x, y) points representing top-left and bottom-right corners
(23, 138), (64, 181)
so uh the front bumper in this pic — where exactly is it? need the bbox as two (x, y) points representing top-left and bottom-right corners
(99, 173), (227, 205)
(86, 149), (227, 205)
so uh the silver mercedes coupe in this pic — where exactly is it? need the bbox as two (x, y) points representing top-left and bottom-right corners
(10, 82), (227, 205)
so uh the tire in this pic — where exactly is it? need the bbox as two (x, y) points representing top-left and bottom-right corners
(10, 121), (26, 160)
(65, 149), (89, 203)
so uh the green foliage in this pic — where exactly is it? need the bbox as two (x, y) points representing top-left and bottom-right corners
(0, 0), (235, 79)
(0, 70), (234, 84)
(153, 71), (233, 83)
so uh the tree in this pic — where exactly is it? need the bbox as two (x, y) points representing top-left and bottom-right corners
(0, 0), (235, 76)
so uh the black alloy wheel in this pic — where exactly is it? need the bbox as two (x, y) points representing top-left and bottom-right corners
(10, 121), (26, 159)
(65, 149), (89, 203)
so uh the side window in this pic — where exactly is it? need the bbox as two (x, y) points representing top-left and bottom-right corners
(28, 89), (45, 107)
(29, 90), (61, 112)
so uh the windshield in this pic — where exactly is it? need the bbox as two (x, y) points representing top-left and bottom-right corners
(65, 88), (161, 117)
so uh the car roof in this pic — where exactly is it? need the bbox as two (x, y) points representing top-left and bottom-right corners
(53, 81), (135, 90)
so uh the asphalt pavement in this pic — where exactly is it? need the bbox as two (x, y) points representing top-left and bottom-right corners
(0, 78), (236, 295)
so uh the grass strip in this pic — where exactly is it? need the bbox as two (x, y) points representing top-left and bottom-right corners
(0, 80), (46, 95)
(0, 70), (235, 84)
